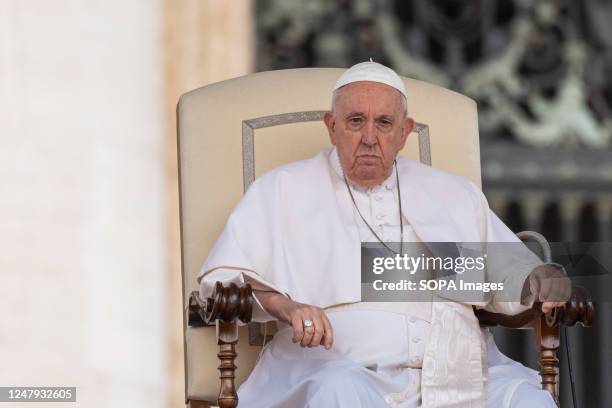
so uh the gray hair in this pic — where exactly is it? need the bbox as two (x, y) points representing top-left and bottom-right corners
(330, 86), (408, 117)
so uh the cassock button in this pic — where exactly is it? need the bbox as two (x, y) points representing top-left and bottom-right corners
(375, 194), (383, 201)
(376, 214), (385, 220)
(409, 317), (417, 323)
(412, 337), (421, 343)
(411, 356), (421, 364)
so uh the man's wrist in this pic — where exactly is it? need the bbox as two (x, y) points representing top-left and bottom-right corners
(254, 290), (290, 321)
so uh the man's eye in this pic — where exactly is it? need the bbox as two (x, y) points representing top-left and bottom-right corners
(379, 120), (392, 126)
(349, 118), (363, 124)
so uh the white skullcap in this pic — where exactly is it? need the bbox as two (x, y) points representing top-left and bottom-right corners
(332, 60), (407, 98)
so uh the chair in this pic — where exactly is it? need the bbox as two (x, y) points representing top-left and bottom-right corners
(176, 68), (593, 407)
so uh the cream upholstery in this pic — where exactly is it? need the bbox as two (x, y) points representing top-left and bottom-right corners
(177, 68), (481, 402)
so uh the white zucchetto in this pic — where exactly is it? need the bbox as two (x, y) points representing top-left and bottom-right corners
(333, 60), (407, 98)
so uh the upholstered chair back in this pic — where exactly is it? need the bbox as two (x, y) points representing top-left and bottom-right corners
(177, 68), (480, 402)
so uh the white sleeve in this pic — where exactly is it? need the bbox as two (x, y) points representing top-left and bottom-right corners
(468, 183), (542, 315)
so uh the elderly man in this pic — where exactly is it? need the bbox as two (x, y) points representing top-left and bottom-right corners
(198, 61), (569, 407)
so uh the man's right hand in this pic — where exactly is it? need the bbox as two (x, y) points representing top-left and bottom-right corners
(254, 290), (334, 349)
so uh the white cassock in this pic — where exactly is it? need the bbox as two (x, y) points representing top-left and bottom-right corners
(199, 148), (557, 408)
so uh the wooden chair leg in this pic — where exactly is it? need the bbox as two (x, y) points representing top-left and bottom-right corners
(535, 313), (560, 407)
(217, 320), (239, 408)
(189, 284), (252, 408)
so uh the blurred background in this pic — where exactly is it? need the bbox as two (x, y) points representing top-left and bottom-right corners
(1, 0), (610, 407)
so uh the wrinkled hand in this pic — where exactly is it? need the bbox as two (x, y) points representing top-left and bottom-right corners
(254, 290), (334, 349)
(526, 264), (572, 314)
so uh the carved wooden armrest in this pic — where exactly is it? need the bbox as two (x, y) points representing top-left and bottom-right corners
(474, 285), (594, 328)
(188, 282), (254, 408)
(475, 286), (594, 406)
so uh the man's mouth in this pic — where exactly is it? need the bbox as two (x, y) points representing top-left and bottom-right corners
(356, 155), (381, 163)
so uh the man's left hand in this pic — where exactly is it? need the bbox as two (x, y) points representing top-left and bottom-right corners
(525, 264), (572, 314)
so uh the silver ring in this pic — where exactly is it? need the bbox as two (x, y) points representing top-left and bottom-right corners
(303, 319), (314, 328)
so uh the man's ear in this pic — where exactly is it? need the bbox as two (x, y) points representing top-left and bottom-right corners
(399, 117), (414, 149)
(323, 111), (337, 145)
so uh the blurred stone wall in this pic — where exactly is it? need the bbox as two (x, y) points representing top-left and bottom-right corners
(0, 0), (167, 406)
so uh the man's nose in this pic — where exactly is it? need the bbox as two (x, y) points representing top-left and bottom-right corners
(361, 121), (378, 146)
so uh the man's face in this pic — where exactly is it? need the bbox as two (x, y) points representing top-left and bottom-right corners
(324, 81), (414, 188)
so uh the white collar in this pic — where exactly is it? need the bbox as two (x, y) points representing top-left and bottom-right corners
(328, 147), (397, 193)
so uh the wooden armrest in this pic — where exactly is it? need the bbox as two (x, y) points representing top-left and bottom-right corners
(475, 285), (594, 328)
(188, 282), (254, 408)
(475, 305), (538, 328)
(547, 286), (594, 327)
(188, 281), (254, 326)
